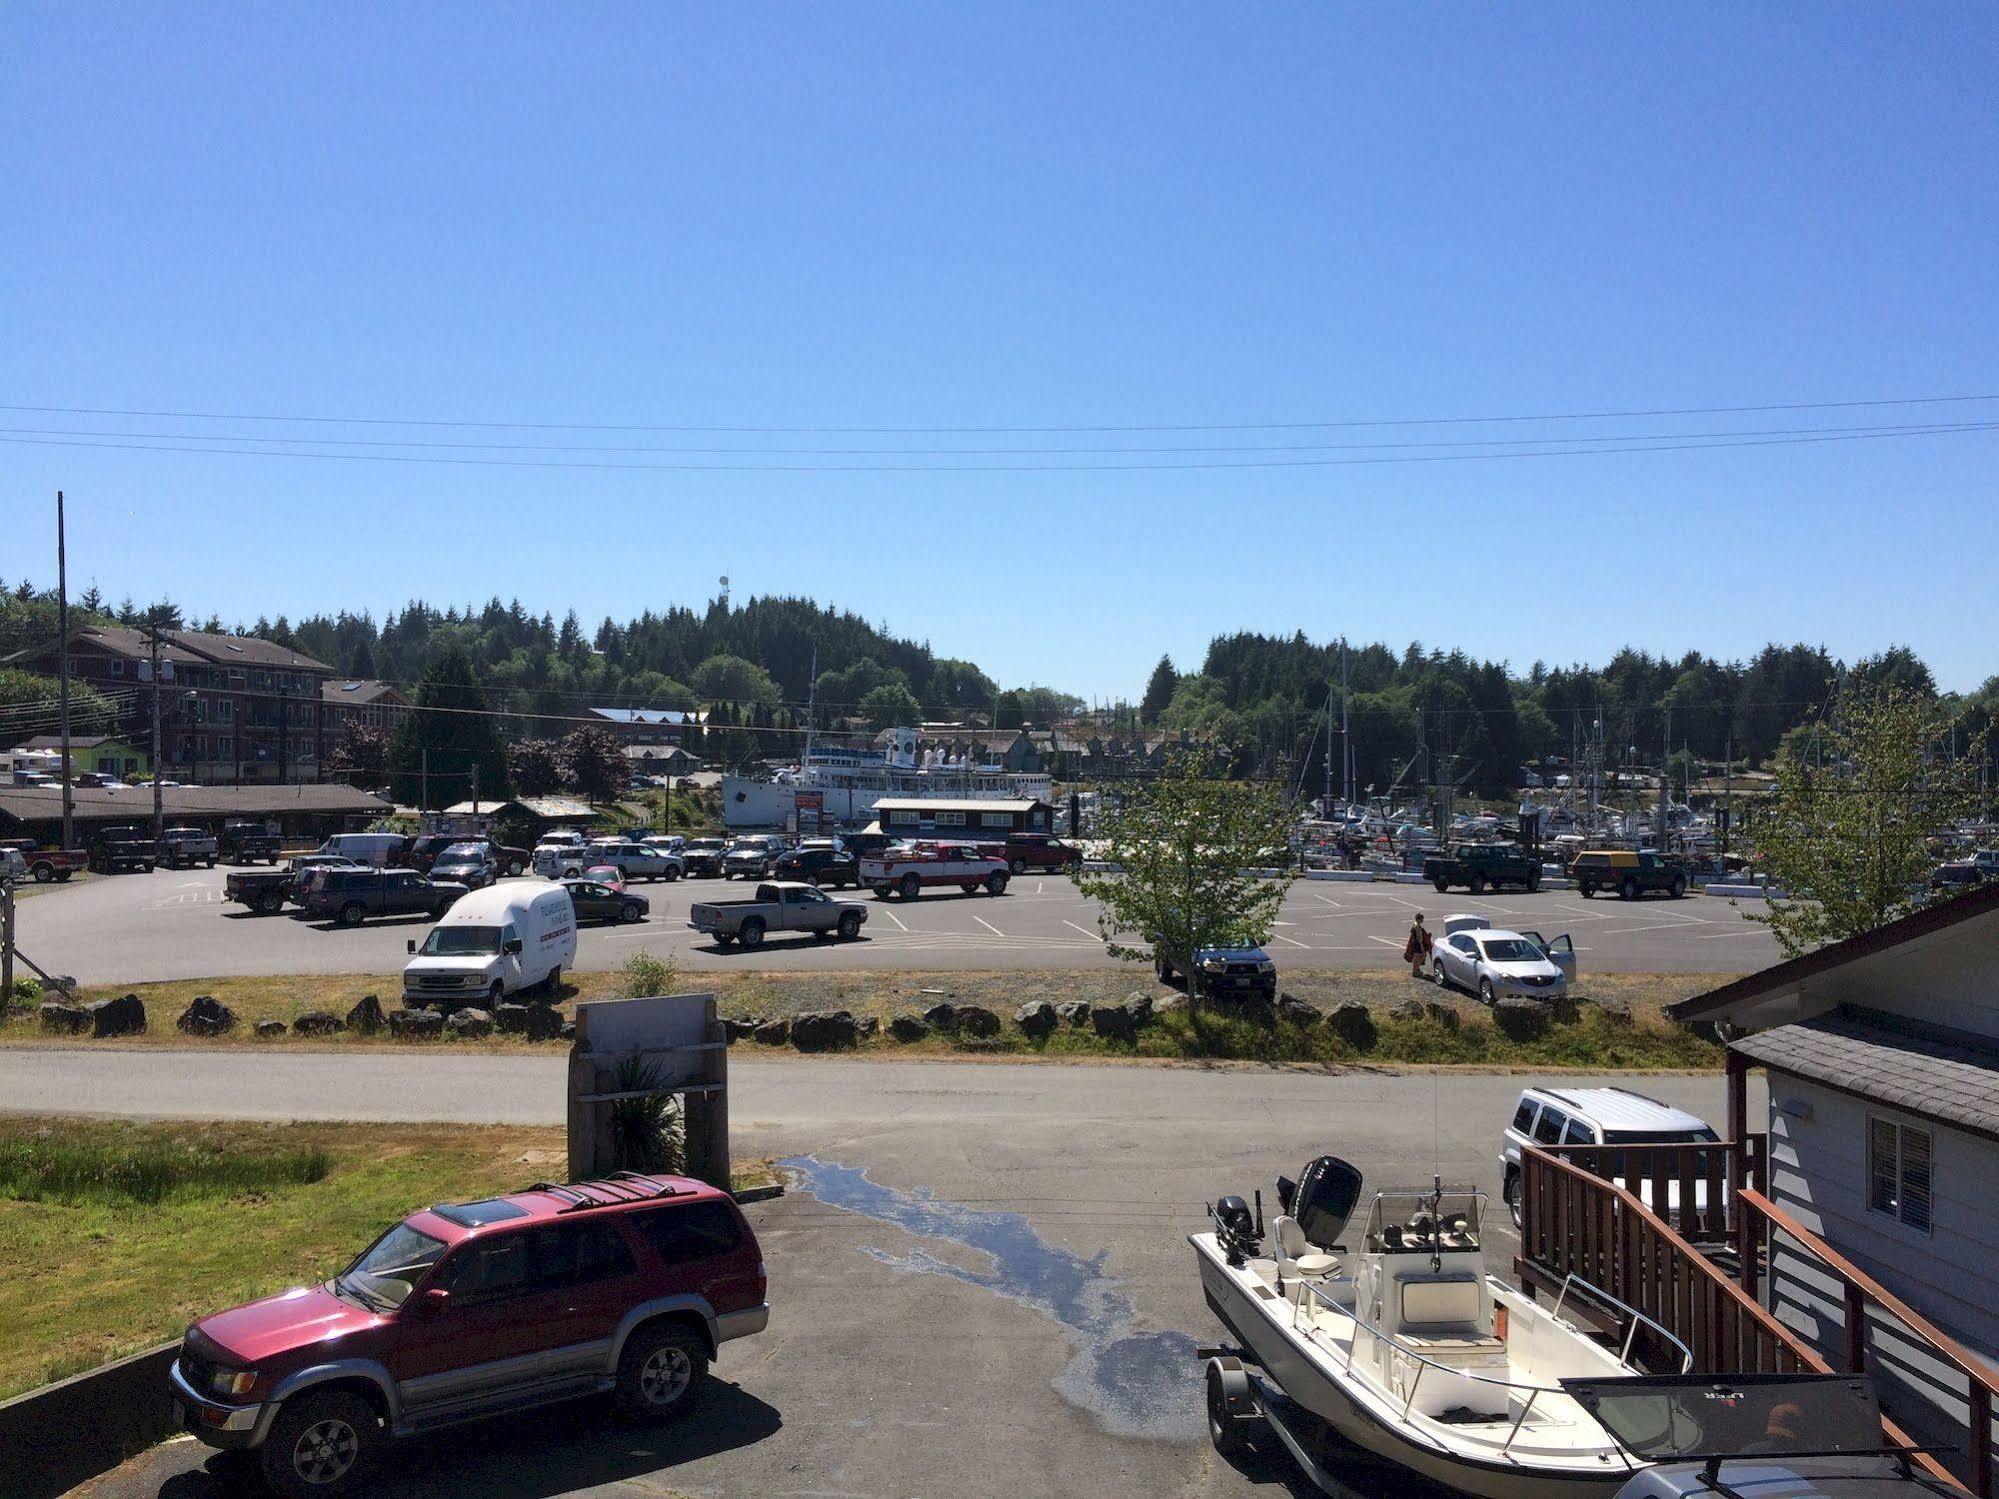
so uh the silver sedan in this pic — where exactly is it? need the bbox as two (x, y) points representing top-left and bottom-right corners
(1432, 928), (1569, 1004)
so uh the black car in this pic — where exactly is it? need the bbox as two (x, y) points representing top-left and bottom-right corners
(681, 838), (729, 877)
(772, 846), (859, 888)
(562, 878), (649, 925)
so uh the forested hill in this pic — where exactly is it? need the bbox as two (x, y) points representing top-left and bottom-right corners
(1145, 632), (1998, 793)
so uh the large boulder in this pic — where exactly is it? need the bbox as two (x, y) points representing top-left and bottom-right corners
(791, 1010), (860, 1052)
(857, 1014), (880, 1040)
(1015, 1000), (1057, 1039)
(1091, 1003), (1137, 1043)
(723, 1015), (760, 1043)
(445, 1007), (493, 1039)
(752, 1017), (791, 1046)
(1493, 997), (1552, 1042)
(39, 1001), (89, 1035)
(1388, 999), (1427, 1023)
(1055, 1000), (1092, 1027)
(887, 1012), (930, 1042)
(87, 994), (147, 1038)
(955, 1005), (1001, 1039)
(345, 994), (387, 1035)
(1153, 992), (1187, 1016)
(254, 1018), (288, 1039)
(494, 1003), (531, 1035)
(292, 1010), (344, 1037)
(389, 1007), (444, 1040)
(1547, 991), (1581, 1025)
(175, 995), (237, 1036)
(1123, 993), (1154, 1026)
(1424, 1001), (1462, 1031)
(521, 1003), (563, 1041)
(1278, 994), (1324, 1027)
(1326, 1001), (1376, 1049)
(922, 1001), (958, 1030)
(1593, 996), (1633, 1025)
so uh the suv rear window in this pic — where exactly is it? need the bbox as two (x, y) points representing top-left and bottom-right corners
(1512, 1099), (1538, 1133)
(1533, 1107), (1568, 1144)
(632, 1200), (741, 1262)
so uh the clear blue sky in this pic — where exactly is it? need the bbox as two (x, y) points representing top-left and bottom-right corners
(5, 3), (1995, 697)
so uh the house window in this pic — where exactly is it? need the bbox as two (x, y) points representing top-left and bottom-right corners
(109, 658), (124, 677)
(982, 812), (1013, 827)
(888, 808), (918, 825)
(1869, 1116), (1932, 1233)
(935, 810), (966, 826)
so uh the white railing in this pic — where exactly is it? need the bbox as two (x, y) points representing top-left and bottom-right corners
(1286, 1270), (1689, 1458)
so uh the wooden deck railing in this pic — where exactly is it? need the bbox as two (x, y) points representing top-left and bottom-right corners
(1737, 1187), (1998, 1497)
(1517, 1142), (1963, 1492)
(1541, 1135), (1765, 1244)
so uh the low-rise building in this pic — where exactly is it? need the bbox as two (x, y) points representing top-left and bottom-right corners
(20, 734), (151, 780)
(871, 797), (1052, 839)
(320, 678), (411, 736)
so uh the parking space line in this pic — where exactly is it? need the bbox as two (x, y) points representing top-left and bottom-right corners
(1309, 892), (1344, 907)
(878, 906), (910, 933)
(1365, 934), (1402, 948)
(1062, 919), (1104, 943)
(1698, 927), (1770, 939)
(1272, 934), (1309, 949)
(972, 914), (1004, 938)
(1599, 924), (1682, 936)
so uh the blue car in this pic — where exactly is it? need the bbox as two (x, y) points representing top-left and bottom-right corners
(1154, 944), (1277, 1000)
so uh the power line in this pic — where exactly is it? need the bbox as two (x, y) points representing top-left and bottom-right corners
(4, 423), (1995, 473)
(3, 391), (1994, 434)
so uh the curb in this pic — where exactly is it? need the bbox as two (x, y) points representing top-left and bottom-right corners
(0, 1340), (179, 1499)
(732, 1182), (786, 1204)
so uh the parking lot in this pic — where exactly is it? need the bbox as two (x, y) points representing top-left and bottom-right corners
(17, 864), (1782, 987)
(58, 1055), (1754, 1499)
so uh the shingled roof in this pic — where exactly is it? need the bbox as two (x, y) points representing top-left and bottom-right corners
(1734, 1006), (1999, 1142)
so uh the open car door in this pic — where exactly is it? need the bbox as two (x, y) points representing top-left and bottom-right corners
(1523, 931), (1577, 982)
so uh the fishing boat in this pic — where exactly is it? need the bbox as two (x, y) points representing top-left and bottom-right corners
(1190, 1158), (1687, 1499)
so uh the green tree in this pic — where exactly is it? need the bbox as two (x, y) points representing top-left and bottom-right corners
(560, 726), (628, 803)
(1748, 685), (1981, 957)
(324, 723), (389, 786)
(385, 647), (512, 810)
(692, 654), (781, 707)
(506, 737), (564, 796)
(1139, 655), (1178, 724)
(1073, 751), (1296, 1012)
(0, 667), (120, 736)
(857, 682), (922, 734)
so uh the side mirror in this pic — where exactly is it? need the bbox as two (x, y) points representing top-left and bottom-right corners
(415, 1287), (449, 1316)
(505, 937), (523, 955)
(406, 939), (416, 954)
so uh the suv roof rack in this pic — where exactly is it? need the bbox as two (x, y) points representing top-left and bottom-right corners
(523, 1170), (690, 1213)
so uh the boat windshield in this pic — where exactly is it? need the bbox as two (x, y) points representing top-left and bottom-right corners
(1563, 1374), (1884, 1463)
(419, 926), (501, 957)
(1362, 1186), (1483, 1253)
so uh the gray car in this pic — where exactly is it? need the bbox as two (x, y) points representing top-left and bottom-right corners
(1431, 924), (1570, 1003)
(429, 843), (497, 890)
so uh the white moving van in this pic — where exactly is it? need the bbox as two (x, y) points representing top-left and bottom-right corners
(319, 832), (407, 868)
(401, 883), (577, 1007)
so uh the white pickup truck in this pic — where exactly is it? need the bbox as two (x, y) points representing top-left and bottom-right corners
(158, 827), (219, 869)
(859, 841), (1010, 900)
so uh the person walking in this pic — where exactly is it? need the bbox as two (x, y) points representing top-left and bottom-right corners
(1404, 913), (1433, 978)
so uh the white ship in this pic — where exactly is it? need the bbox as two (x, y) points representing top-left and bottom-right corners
(721, 728), (1055, 830)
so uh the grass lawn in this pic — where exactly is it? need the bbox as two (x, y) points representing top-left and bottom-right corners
(0, 1115), (773, 1401)
(0, 967), (1726, 1071)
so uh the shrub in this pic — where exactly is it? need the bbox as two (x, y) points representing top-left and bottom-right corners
(607, 1056), (685, 1174)
(622, 949), (678, 999)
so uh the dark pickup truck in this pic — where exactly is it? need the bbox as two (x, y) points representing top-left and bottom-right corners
(300, 867), (468, 926)
(224, 855), (357, 915)
(87, 826), (157, 874)
(1571, 849), (1688, 900)
(218, 819), (283, 865)
(1423, 842), (1541, 894)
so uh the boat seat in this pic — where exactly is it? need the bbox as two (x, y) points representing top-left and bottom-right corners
(1272, 1215), (1341, 1280)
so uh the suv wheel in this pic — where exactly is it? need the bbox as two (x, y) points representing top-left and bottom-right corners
(1670, 874), (1687, 898)
(1469, 874), (1486, 895)
(1432, 959), (1448, 989)
(488, 981), (505, 1006)
(1504, 1171), (1523, 1230)
(616, 1322), (708, 1421)
(899, 873), (921, 901)
(1620, 877), (1640, 901)
(337, 902), (365, 928)
(260, 1390), (376, 1499)
(1010, 857), (1027, 876)
(1579, 882), (1596, 898)
(985, 873), (1008, 896)
(1432, 877), (1450, 893)
(837, 910), (862, 941)
(1525, 870), (1541, 892)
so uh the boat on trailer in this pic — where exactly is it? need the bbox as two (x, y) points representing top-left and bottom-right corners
(1190, 1157), (1688, 1499)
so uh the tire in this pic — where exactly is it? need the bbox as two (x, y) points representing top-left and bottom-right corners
(337, 902), (365, 928)
(615, 1321), (708, 1422)
(206, 855), (217, 868)
(1010, 858), (1026, 876)
(1525, 870), (1541, 893)
(1620, 878), (1640, 901)
(714, 933), (735, 946)
(1504, 1171), (1523, 1230)
(739, 917), (766, 949)
(620, 901), (643, 924)
(1670, 875), (1687, 899)
(1432, 878), (1450, 893)
(899, 874), (921, 902)
(1432, 959), (1448, 988)
(544, 965), (562, 997)
(1478, 978), (1495, 1006)
(1206, 1362), (1248, 1458)
(507, 860), (524, 877)
(258, 1389), (377, 1499)
(32, 862), (54, 883)
(837, 911), (862, 941)
(662, 866), (680, 882)
(1579, 883), (1596, 899)
(488, 981), (506, 1006)
(985, 873), (1008, 896)
(258, 891), (283, 915)
(1469, 874), (1486, 895)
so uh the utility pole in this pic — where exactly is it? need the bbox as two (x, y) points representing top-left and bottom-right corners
(56, 492), (73, 852)
(420, 746), (430, 817)
(1723, 733), (1733, 856)
(148, 627), (165, 842)
(1657, 707), (1672, 853)
(470, 759), (480, 819)
(1323, 680), (1335, 818)
(1341, 640), (1352, 806)
(276, 675), (288, 786)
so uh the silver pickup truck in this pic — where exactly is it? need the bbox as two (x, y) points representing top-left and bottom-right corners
(687, 880), (868, 949)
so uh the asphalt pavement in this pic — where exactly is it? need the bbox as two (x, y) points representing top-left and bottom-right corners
(57, 1054), (1756, 1499)
(16, 863), (1781, 986)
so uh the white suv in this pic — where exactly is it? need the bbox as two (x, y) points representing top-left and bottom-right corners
(1499, 1085), (1719, 1228)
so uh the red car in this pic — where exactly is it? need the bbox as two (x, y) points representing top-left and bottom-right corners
(998, 832), (1082, 876)
(171, 1171), (768, 1497)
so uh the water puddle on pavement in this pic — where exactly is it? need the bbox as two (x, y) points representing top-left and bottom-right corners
(780, 1155), (1200, 1441)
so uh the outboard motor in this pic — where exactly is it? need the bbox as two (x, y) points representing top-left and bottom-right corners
(1291, 1156), (1365, 1251)
(1210, 1194), (1263, 1267)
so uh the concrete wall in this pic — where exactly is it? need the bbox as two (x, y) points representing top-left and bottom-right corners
(0, 1340), (178, 1499)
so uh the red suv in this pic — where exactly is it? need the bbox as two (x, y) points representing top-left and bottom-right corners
(1001, 832), (1081, 875)
(170, 1172), (768, 1497)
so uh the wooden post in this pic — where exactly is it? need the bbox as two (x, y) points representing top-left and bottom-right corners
(1842, 1279), (1867, 1373)
(1971, 1380), (1992, 1498)
(1, 884), (13, 1002)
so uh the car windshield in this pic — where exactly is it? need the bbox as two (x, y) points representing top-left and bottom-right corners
(1480, 938), (1541, 962)
(337, 1221), (447, 1312)
(419, 926), (501, 957)
(440, 844), (485, 860)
